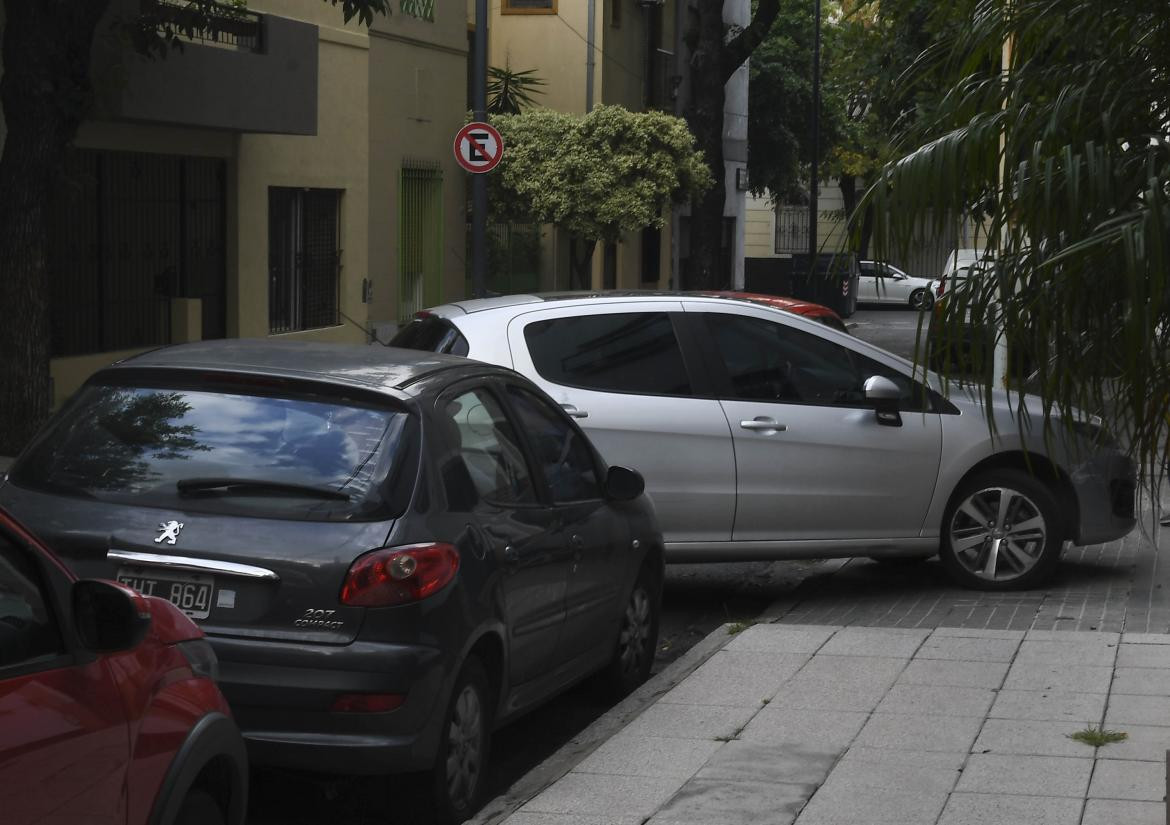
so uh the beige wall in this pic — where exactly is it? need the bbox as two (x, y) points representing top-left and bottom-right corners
(491, 1), (594, 115)
(745, 186), (849, 259)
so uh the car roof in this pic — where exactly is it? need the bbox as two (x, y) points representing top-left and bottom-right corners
(104, 339), (480, 392)
(428, 290), (836, 317)
(698, 291), (840, 318)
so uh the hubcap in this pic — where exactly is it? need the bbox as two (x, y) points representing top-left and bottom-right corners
(949, 486), (1047, 581)
(619, 586), (652, 676)
(445, 684), (483, 810)
(912, 291), (930, 309)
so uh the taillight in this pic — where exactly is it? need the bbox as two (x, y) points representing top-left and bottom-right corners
(331, 693), (406, 713)
(936, 276), (946, 297)
(340, 543), (460, 607)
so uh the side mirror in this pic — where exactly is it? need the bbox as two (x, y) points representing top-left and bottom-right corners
(605, 466), (645, 502)
(864, 376), (903, 428)
(73, 580), (152, 652)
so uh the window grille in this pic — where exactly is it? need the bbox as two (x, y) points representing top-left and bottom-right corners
(398, 163), (444, 322)
(399, 0), (434, 21)
(269, 188), (342, 334)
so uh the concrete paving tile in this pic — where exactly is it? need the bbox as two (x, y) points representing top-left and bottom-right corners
(572, 733), (722, 780)
(795, 784), (949, 824)
(954, 753), (1092, 797)
(506, 815), (645, 825)
(973, 718), (1096, 758)
(1025, 629), (1121, 644)
(769, 655), (906, 713)
(1120, 632), (1170, 645)
(989, 689), (1106, 724)
(1094, 724), (1170, 762)
(519, 773), (684, 818)
(875, 684), (996, 717)
(695, 741), (837, 786)
(1013, 639), (1118, 667)
(1117, 643), (1170, 669)
(648, 778), (815, 825)
(739, 708), (868, 753)
(931, 627), (1027, 640)
(936, 792), (1083, 825)
(1003, 661), (1113, 693)
(1081, 799), (1165, 825)
(1112, 666), (1170, 696)
(819, 626), (929, 658)
(622, 702), (758, 741)
(853, 712), (983, 753)
(895, 658), (1010, 689)
(1104, 694), (1170, 727)
(725, 624), (837, 655)
(661, 651), (810, 707)
(836, 745), (966, 773)
(917, 636), (1020, 662)
(1088, 758), (1167, 801)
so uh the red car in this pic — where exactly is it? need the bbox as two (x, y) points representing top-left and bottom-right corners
(696, 291), (850, 334)
(0, 507), (247, 825)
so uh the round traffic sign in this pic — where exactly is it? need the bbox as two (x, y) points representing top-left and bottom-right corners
(454, 122), (504, 174)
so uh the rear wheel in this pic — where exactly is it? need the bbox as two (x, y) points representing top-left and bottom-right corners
(940, 469), (1064, 590)
(428, 657), (492, 825)
(174, 789), (225, 825)
(599, 565), (660, 699)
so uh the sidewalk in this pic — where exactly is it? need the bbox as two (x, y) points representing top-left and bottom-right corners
(489, 623), (1169, 825)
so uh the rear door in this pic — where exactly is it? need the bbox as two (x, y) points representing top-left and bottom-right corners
(506, 303), (735, 544)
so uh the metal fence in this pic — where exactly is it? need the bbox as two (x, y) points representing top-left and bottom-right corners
(145, 0), (264, 51)
(398, 163), (444, 322)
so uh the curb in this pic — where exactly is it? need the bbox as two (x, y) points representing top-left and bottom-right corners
(468, 620), (738, 825)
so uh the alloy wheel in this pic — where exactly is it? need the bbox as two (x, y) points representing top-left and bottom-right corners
(949, 486), (1048, 582)
(911, 290), (933, 310)
(618, 586), (652, 677)
(445, 684), (483, 810)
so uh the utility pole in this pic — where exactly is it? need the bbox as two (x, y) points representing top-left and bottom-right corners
(472, 0), (488, 297)
(807, 0), (821, 279)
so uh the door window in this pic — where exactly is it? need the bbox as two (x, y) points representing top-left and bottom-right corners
(439, 388), (537, 508)
(0, 536), (64, 670)
(523, 312), (692, 396)
(506, 387), (603, 503)
(706, 313), (930, 411)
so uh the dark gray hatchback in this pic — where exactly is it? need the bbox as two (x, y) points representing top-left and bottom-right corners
(0, 340), (663, 824)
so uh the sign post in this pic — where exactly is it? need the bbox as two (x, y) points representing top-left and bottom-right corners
(470, 0), (489, 299)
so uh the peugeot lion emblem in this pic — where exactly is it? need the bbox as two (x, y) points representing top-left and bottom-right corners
(154, 520), (184, 545)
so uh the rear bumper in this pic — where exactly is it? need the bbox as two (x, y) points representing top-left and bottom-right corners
(209, 635), (452, 775)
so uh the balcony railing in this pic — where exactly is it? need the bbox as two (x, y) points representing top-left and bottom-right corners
(775, 206), (810, 254)
(142, 0), (264, 51)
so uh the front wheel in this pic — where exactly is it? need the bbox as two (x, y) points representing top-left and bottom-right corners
(598, 565), (660, 699)
(910, 289), (934, 311)
(940, 469), (1064, 590)
(427, 657), (492, 825)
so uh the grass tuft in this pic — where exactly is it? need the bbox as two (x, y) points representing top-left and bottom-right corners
(727, 620), (757, 635)
(1068, 726), (1128, 748)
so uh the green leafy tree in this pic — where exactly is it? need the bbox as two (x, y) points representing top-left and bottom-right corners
(488, 105), (713, 288)
(864, 0), (1170, 465)
(486, 64), (545, 116)
(0, 0), (388, 456)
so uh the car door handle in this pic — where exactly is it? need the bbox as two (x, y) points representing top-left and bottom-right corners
(740, 417), (787, 433)
(502, 545), (519, 563)
(569, 534), (585, 553)
(560, 403), (589, 419)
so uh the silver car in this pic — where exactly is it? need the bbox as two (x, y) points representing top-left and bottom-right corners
(391, 293), (1137, 590)
(858, 260), (937, 310)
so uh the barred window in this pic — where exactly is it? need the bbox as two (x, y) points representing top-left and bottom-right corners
(269, 188), (342, 334)
(400, 0), (434, 21)
(502, 0), (556, 14)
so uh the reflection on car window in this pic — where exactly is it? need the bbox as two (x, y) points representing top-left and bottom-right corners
(389, 316), (469, 356)
(506, 387), (602, 503)
(707, 314), (929, 411)
(438, 389), (536, 508)
(13, 384), (410, 520)
(0, 536), (63, 669)
(524, 313), (692, 396)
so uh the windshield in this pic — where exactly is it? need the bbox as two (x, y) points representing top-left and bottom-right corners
(11, 381), (414, 521)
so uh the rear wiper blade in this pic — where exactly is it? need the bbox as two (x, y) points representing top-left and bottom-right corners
(176, 477), (350, 501)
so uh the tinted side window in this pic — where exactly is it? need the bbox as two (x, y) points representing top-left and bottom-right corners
(523, 313), (692, 396)
(0, 536), (64, 669)
(506, 387), (603, 503)
(390, 316), (469, 356)
(439, 388), (536, 508)
(707, 314), (928, 411)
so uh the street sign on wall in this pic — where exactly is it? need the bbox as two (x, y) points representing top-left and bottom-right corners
(454, 122), (503, 174)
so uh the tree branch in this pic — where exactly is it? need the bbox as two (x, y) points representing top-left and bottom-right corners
(721, 0), (781, 83)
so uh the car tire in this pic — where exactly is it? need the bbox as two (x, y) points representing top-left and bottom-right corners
(910, 289), (934, 311)
(598, 565), (660, 700)
(174, 789), (226, 825)
(427, 656), (492, 825)
(940, 469), (1064, 590)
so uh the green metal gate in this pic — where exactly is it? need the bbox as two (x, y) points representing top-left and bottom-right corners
(398, 162), (444, 321)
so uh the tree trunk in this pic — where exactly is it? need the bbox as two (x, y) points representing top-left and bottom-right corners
(0, 0), (110, 455)
(568, 237), (596, 290)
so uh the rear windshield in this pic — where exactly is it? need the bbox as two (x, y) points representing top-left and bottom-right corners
(12, 380), (414, 521)
(390, 316), (469, 356)
(816, 315), (849, 334)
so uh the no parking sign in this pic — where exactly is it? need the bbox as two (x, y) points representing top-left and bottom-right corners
(454, 122), (504, 174)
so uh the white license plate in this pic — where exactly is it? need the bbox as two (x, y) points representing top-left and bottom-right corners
(117, 568), (214, 620)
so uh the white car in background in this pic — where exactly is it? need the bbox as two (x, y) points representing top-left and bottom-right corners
(391, 292), (1137, 591)
(857, 261), (936, 310)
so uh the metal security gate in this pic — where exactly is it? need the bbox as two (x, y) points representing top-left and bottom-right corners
(48, 150), (227, 357)
(398, 162), (444, 321)
(268, 188), (342, 334)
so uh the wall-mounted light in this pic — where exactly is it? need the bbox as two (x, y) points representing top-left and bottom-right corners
(735, 167), (750, 191)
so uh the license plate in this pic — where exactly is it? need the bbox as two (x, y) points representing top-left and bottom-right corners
(117, 568), (214, 620)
